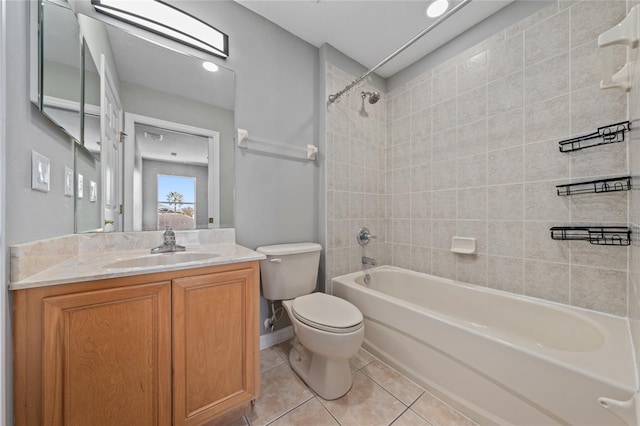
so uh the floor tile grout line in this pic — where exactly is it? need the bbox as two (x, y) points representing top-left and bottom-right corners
(258, 346), (440, 426)
(388, 406), (411, 425)
(260, 393), (316, 426)
(313, 396), (343, 426)
(407, 392), (440, 426)
(259, 359), (286, 374)
(315, 393), (344, 425)
(358, 364), (421, 409)
(411, 389), (479, 426)
(358, 353), (427, 396)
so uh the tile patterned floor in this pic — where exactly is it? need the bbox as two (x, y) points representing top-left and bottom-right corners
(229, 341), (478, 426)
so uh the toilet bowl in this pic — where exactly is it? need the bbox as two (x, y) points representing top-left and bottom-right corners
(256, 243), (364, 400)
(282, 293), (364, 400)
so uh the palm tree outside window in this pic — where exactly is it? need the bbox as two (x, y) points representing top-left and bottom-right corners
(157, 175), (196, 230)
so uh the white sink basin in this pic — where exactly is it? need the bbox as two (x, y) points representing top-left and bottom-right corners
(104, 252), (220, 270)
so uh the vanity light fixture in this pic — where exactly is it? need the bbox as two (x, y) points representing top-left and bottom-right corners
(427, 0), (449, 18)
(202, 61), (219, 72)
(91, 0), (229, 59)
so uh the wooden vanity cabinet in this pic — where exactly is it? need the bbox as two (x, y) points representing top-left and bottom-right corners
(172, 266), (259, 426)
(13, 261), (260, 426)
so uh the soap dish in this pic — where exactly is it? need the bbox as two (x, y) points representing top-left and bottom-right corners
(451, 237), (476, 254)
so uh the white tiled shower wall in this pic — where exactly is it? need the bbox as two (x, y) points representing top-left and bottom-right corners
(325, 66), (389, 288)
(628, 0), (640, 384)
(325, 0), (633, 317)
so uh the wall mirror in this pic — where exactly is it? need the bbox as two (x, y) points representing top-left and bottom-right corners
(33, 0), (83, 142)
(34, 3), (236, 233)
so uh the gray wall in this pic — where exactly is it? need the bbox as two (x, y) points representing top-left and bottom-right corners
(5, 0), (78, 424)
(172, 0), (320, 245)
(169, 1), (320, 333)
(6, 0), (76, 245)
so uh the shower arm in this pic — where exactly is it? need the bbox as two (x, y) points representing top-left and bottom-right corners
(327, 0), (473, 105)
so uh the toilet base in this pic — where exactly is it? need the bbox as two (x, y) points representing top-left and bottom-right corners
(289, 340), (353, 400)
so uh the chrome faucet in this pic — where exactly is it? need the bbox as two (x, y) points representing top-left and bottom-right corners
(151, 227), (186, 253)
(357, 227), (377, 246)
(362, 256), (377, 266)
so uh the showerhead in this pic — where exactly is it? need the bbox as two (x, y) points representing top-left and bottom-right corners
(361, 91), (380, 104)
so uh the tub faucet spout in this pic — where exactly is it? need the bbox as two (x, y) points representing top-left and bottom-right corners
(362, 256), (376, 266)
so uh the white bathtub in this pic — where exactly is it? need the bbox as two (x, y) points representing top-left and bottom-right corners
(332, 266), (639, 426)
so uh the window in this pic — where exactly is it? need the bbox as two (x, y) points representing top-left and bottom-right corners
(157, 174), (196, 230)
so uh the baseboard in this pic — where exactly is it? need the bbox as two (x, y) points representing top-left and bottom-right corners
(260, 326), (294, 350)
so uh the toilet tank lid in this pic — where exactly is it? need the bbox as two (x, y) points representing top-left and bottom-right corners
(256, 242), (322, 256)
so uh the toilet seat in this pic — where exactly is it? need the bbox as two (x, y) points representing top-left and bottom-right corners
(291, 293), (363, 334)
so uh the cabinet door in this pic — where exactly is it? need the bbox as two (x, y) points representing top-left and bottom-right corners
(42, 282), (171, 426)
(173, 267), (259, 426)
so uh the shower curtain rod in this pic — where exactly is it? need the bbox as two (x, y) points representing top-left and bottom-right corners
(327, 0), (473, 105)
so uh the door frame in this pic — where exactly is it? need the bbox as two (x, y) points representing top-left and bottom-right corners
(123, 113), (220, 231)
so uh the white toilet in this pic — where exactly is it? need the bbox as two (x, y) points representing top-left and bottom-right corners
(256, 242), (364, 400)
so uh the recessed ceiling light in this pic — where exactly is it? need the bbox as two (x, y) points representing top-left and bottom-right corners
(427, 0), (449, 18)
(202, 61), (219, 72)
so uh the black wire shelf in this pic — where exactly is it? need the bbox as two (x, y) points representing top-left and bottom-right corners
(558, 121), (631, 153)
(550, 226), (631, 246)
(556, 176), (632, 196)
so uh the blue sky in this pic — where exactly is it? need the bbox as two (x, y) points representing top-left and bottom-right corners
(157, 175), (195, 203)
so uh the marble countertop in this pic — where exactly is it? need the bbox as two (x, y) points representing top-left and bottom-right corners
(9, 229), (267, 290)
(10, 242), (266, 291)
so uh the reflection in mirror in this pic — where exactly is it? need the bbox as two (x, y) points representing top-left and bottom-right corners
(82, 38), (101, 155)
(135, 123), (214, 231)
(74, 143), (101, 233)
(40, 0), (82, 142)
(77, 12), (235, 232)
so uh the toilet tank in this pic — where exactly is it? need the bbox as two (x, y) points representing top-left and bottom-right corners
(255, 243), (322, 301)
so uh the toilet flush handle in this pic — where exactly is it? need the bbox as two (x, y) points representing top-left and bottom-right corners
(270, 258), (282, 263)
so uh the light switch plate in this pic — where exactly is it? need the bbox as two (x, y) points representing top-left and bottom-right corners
(90, 181), (97, 202)
(77, 173), (83, 199)
(31, 150), (50, 193)
(64, 167), (73, 197)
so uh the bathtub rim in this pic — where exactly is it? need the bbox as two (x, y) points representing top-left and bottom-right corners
(331, 265), (638, 393)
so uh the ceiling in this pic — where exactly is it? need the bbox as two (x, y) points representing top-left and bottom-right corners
(235, 0), (514, 78)
(105, 24), (236, 111)
(135, 123), (210, 166)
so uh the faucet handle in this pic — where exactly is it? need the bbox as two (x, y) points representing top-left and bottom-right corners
(356, 227), (376, 246)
